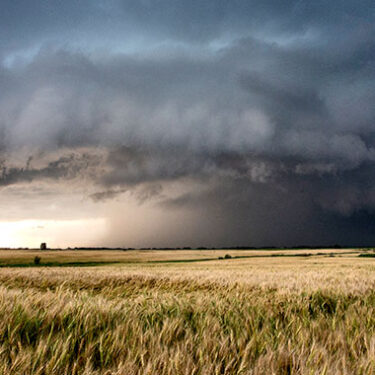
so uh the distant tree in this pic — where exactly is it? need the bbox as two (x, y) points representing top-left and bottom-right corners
(40, 243), (47, 250)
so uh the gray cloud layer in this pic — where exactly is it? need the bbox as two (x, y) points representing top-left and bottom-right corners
(0, 1), (374, 246)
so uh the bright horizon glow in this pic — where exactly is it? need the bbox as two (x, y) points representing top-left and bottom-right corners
(0, 219), (109, 248)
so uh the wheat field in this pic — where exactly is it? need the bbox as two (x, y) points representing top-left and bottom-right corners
(0, 249), (375, 374)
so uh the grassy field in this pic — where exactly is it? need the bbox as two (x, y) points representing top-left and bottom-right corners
(0, 248), (375, 374)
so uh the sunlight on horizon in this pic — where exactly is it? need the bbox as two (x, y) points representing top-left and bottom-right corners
(0, 218), (108, 248)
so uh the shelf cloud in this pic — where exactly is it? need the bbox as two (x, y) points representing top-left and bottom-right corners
(1, 0), (374, 247)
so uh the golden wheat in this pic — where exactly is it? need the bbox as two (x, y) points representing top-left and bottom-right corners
(0, 250), (374, 374)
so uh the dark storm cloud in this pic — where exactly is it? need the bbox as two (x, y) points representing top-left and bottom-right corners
(0, 152), (102, 187)
(99, 146), (279, 187)
(0, 0), (375, 245)
(2, 36), (374, 162)
(1, 0), (373, 54)
(160, 162), (375, 247)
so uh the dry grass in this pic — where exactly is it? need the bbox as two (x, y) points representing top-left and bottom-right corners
(0, 250), (375, 374)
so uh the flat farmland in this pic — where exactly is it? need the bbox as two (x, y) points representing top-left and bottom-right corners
(0, 249), (375, 374)
(0, 247), (362, 266)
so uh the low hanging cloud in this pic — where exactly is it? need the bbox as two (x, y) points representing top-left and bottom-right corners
(0, 0), (374, 246)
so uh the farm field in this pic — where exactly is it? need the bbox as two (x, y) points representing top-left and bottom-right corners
(1, 248), (375, 374)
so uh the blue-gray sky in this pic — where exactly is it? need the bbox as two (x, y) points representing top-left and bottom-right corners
(0, 0), (374, 247)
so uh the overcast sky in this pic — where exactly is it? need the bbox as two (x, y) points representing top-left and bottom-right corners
(0, 0), (374, 247)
